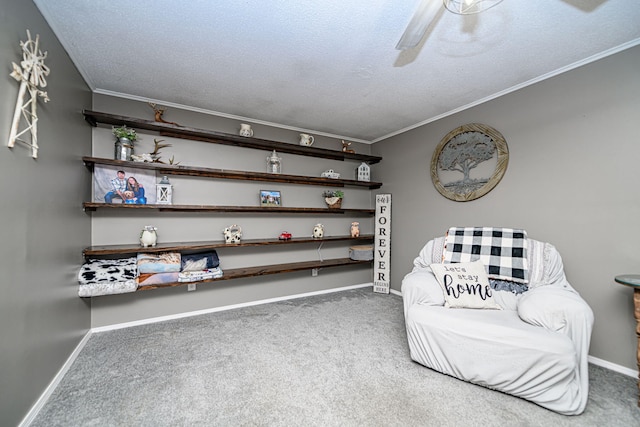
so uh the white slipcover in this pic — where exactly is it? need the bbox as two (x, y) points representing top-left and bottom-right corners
(402, 238), (594, 415)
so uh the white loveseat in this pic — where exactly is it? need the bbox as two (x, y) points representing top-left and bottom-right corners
(401, 232), (594, 415)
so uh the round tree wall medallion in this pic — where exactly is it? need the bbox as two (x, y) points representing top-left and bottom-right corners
(431, 123), (508, 202)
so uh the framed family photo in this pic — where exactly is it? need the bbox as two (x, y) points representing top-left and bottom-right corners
(260, 190), (282, 207)
(94, 165), (157, 204)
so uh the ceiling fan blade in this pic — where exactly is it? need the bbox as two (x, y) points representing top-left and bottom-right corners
(395, 0), (443, 50)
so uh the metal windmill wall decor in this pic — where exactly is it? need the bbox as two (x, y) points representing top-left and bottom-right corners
(7, 30), (51, 159)
(430, 123), (508, 202)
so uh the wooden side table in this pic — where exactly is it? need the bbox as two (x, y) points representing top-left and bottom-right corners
(615, 274), (640, 406)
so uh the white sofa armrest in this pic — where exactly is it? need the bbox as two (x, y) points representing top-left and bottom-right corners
(401, 269), (445, 318)
(518, 286), (593, 332)
(401, 239), (445, 309)
(517, 284), (594, 414)
(519, 241), (594, 331)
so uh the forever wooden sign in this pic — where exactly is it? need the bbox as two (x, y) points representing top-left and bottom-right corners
(374, 194), (391, 294)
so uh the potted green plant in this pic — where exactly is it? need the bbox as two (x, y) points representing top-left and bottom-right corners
(112, 125), (138, 142)
(112, 125), (138, 161)
(322, 189), (344, 209)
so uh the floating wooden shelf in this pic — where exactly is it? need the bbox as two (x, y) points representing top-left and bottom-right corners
(134, 258), (372, 292)
(83, 234), (374, 257)
(83, 156), (382, 189)
(82, 202), (374, 215)
(83, 110), (382, 164)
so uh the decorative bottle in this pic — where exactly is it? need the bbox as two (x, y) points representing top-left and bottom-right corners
(266, 150), (282, 174)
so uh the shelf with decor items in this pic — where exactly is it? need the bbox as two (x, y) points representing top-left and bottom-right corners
(135, 258), (373, 292)
(83, 110), (382, 164)
(83, 234), (374, 257)
(82, 202), (375, 215)
(82, 156), (382, 189)
(81, 236), (374, 296)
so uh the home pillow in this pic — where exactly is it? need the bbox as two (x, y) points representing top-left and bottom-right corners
(430, 260), (501, 309)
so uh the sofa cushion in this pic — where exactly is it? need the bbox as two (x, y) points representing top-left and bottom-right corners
(430, 260), (501, 309)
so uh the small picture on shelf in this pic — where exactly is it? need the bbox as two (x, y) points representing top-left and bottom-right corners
(93, 165), (156, 204)
(260, 190), (282, 207)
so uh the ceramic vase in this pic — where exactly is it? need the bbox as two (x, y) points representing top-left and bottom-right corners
(239, 124), (254, 137)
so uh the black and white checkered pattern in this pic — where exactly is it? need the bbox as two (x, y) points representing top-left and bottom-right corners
(443, 227), (529, 284)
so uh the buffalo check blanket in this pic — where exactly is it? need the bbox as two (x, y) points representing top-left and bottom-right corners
(443, 227), (529, 284)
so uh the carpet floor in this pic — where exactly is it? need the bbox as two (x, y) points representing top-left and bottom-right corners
(31, 287), (640, 426)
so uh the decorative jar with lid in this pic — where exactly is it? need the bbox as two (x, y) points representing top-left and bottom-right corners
(266, 150), (282, 174)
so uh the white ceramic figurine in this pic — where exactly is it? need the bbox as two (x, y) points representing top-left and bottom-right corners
(313, 223), (324, 238)
(140, 225), (158, 247)
(223, 224), (243, 244)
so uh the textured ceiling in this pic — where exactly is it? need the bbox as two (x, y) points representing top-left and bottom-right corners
(34, 0), (640, 143)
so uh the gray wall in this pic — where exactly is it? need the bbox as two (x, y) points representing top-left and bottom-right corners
(2, 2), (637, 422)
(0, 0), (92, 425)
(89, 94), (375, 327)
(372, 45), (640, 371)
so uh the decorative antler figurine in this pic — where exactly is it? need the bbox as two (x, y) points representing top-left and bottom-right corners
(150, 138), (171, 159)
(148, 102), (181, 126)
(7, 30), (50, 159)
(131, 138), (178, 164)
(341, 140), (355, 154)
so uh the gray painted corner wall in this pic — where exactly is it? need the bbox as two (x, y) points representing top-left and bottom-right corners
(88, 94), (375, 327)
(372, 45), (640, 371)
(0, 0), (92, 425)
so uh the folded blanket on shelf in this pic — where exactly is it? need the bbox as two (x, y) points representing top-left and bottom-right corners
(137, 272), (181, 286)
(137, 252), (181, 274)
(178, 267), (224, 282)
(78, 257), (138, 285)
(78, 281), (137, 297)
(181, 251), (220, 272)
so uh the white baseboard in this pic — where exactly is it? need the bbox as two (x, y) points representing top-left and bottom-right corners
(19, 331), (93, 427)
(588, 355), (638, 378)
(92, 282), (376, 333)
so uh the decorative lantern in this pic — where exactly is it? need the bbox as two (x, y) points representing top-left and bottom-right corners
(356, 162), (370, 182)
(156, 175), (173, 205)
(266, 150), (282, 174)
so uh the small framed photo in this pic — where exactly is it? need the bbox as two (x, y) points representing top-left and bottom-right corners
(260, 190), (282, 207)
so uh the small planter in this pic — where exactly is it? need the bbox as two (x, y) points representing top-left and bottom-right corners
(115, 137), (134, 161)
(325, 197), (343, 209)
(112, 125), (137, 161)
